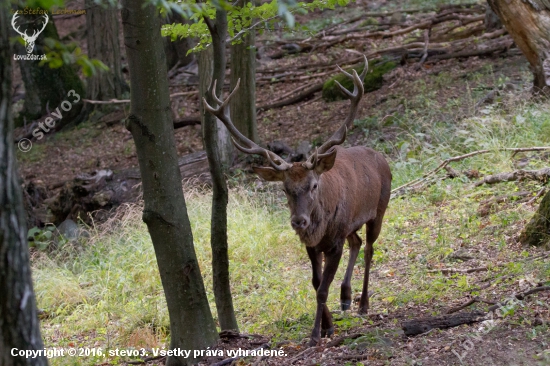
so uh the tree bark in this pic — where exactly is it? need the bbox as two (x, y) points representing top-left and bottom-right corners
(487, 0), (550, 94)
(0, 0), (48, 364)
(120, 2), (218, 365)
(85, 0), (127, 101)
(13, 14), (84, 127)
(200, 12), (239, 332)
(230, 0), (258, 143)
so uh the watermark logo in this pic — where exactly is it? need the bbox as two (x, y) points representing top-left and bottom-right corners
(11, 10), (48, 61)
(17, 90), (81, 153)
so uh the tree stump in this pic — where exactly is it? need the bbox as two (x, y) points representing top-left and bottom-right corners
(519, 190), (550, 248)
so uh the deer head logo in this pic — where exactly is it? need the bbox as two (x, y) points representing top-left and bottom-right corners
(11, 13), (49, 54)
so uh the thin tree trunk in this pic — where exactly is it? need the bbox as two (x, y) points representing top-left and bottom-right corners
(12, 14), (84, 127)
(200, 11), (239, 332)
(85, 0), (126, 100)
(0, 0), (48, 364)
(120, 2), (218, 365)
(230, 0), (258, 143)
(488, 0), (550, 94)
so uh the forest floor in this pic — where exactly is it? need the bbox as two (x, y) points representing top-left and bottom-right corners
(12, 0), (550, 365)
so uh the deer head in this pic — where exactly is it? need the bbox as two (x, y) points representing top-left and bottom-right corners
(203, 56), (368, 233)
(12, 13), (49, 54)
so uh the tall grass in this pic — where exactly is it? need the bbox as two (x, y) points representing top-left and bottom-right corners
(33, 188), (317, 358)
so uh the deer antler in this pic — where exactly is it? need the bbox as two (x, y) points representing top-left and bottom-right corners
(203, 80), (293, 171)
(11, 14), (26, 37)
(303, 55), (368, 170)
(32, 13), (49, 40)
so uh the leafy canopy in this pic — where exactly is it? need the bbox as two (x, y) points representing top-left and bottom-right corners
(160, 0), (351, 53)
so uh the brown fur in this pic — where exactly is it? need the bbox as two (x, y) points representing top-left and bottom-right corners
(254, 145), (392, 346)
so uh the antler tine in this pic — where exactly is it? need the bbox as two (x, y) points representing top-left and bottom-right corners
(11, 14), (25, 36)
(302, 148), (318, 170)
(309, 55), (368, 158)
(232, 138), (291, 171)
(39, 13), (49, 33)
(203, 79), (292, 171)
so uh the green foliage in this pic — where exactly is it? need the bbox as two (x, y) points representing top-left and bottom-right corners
(322, 59), (397, 102)
(28, 226), (56, 250)
(41, 38), (108, 77)
(161, 0), (351, 53)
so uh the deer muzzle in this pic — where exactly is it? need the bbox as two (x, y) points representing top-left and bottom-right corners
(291, 215), (310, 231)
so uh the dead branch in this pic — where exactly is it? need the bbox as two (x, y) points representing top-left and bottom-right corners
(257, 83), (324, 111)
(523, 187), (546, 206)
(447, 297), (498, 314)
(428, 266), (488, 274)
(427, 40), (512, 62)
(416, 29), (430, 69)
(325, 332), (364, 348)
(477, 191), (531, 216)
(83, 91), (196, 105)
(475, 167), (550, 186)
(487, 286), (550, 312)
(333, 354), (370, 361)
(173, 116), (201, 129)
(271, 82), (319, 102)
(391, 147), (550, 197)
(402, 311), (486, 336)
(288, 346), (321, 364)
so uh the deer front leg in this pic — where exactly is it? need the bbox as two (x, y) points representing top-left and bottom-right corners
(306, 247), (333, 339)
(308, 246), (343, 347)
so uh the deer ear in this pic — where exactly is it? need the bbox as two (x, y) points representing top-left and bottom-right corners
(253, 166), (285, 181)
(315, 148), (337, 174)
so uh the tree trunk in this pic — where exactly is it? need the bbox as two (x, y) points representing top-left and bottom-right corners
(519, 190), (550, 249)
(163, 12), (194, 70)
(487, 0), (550, 94)
(230, 1), (258, 143)
(120, 2), (218, 365)
(13, 15), (84, 128)
(200, 12), (239, 332)
(85, 0), (127, 101)
(0, 0), (48, 364)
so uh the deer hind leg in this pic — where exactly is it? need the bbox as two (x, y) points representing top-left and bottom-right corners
(340, 232), (362, 311)
(358, 218), (383, 314)
(305, 246), (334, 342)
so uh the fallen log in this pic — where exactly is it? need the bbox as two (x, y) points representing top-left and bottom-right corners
(401, 311), (486, 336)
(475, 167), (550, 186)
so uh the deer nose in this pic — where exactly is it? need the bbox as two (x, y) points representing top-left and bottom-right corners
(291, 216), (309, 230)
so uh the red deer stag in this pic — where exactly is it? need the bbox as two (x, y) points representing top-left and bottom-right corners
(203, 56), (391, 346)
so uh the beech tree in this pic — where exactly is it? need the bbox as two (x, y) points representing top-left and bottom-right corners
(85, 0), (127, 101)
(0, 0), (48, 364)
(199, 9), (239, 332)
(230, 0), (258, 143)
(120, 1), (218, 364)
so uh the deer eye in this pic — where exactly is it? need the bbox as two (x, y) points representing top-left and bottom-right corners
(312, 183), (318, 191)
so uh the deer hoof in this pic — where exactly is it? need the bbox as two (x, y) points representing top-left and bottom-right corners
(341, 300), (352, 311)
(321, 327), (334, 338)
